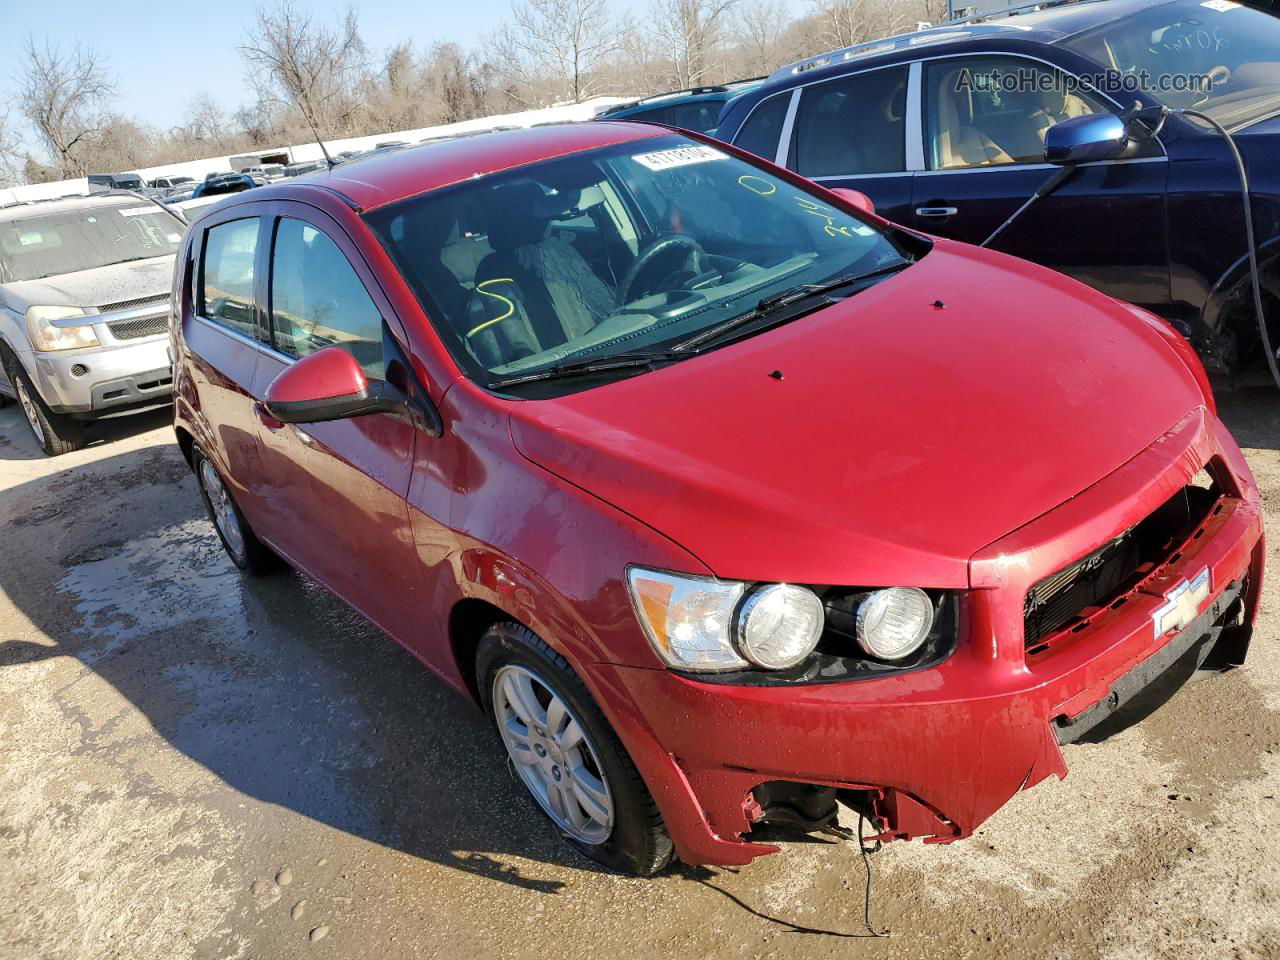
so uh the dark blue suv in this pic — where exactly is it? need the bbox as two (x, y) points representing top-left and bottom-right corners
(715, 0), (1280, 373)
(600, 80), (762, 135)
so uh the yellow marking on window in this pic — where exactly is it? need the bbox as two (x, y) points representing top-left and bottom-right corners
(738, 174), (776, 196)
(467, 278), (516, 337)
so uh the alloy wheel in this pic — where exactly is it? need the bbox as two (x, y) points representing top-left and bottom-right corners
(199, 459), (246, 562)
(492, 664), (615, 844)
(13, 375), (45, 448)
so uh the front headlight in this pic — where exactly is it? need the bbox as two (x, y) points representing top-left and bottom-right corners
(855, 587), (935, 661)
(27, 306), (99, 351)
(627, 568), (747, 670)
(736, 583), (824, 669)
(627, 567), (824, 672)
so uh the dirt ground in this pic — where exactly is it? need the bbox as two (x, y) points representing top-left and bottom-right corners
(0, 387), (1276, 960)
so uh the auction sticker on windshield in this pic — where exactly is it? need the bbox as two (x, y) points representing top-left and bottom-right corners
(632, 145), (727, 171)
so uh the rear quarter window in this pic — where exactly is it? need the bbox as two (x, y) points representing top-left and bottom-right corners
(731, 92), (790, 161)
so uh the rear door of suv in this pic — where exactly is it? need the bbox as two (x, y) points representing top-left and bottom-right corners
(728, 64), (917, 225)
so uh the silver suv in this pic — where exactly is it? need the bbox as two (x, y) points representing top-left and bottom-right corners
(0, 194), (184, 455)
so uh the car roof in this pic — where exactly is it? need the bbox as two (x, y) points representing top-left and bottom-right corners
(0, 193), (151, 223)
(257, 121), (673, 212)
(758, 0), (1176, 90)
(603, 79), (763, 116)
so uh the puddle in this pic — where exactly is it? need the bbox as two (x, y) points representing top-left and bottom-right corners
(55, 519), (385, 838)
(58, 518), (253, 663)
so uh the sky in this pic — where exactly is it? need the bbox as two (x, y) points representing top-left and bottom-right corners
(0, 0), (557, 141)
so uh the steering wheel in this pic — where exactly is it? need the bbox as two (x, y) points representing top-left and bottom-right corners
(619, 234), (708, 303)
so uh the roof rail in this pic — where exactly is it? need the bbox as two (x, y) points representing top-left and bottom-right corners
(0, 192), (93, 211)
(767, 0), (1090, 82)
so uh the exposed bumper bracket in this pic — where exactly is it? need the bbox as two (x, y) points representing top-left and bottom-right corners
(1053, 579), (1246, 745)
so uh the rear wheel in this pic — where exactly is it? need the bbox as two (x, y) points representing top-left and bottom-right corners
(192, 446), (282, 575)
(477, 621), (673, 876)
(5, 357), (84, 456)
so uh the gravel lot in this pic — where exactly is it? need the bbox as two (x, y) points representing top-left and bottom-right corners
(0, 388), (1276, 960)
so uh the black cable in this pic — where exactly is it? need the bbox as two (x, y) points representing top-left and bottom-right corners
(856, 810), (889, 938)
(1176, 108), (1280, 392)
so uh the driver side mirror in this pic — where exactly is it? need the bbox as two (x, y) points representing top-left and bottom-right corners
(1044, 113), (1129, 166)
(264, 346), (412, 425)
(830, 188), (876, 215)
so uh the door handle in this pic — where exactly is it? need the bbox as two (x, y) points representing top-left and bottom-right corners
(915, 206), (959, 218)
(253, 401), (284, 431)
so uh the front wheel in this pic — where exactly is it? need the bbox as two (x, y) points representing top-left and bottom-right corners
(6, 357), (85, 456)
(477, 622), (673, 876)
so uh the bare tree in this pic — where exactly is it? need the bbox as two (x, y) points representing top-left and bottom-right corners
(920, 0), (949, 24)
(650, 0), (740, 89)
(0, 110), (20, 188)
(426, 43), (497, 124)
(734, 0), (789, 76)
(16, 37), (115, 179)
(492, 0), (623, 104)
(90, 114), (155, 173)
(184, 92), (231, 145)
(241, 1), (365, 138)
(362, 42), (429, 131)
(807, 0), (914, 52)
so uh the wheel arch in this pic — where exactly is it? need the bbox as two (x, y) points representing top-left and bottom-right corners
(448, 596), (513, 706)
(1202, 240), (1280, 352)
(173, 423), (196, 469)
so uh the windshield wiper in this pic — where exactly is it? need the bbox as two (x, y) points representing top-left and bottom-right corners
(488, 349), (689, 389)
(672, 259), (912, 353)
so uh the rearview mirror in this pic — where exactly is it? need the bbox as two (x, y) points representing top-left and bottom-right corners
(1044, 113), (1129, 166)
(830, 188), (876, 215)
(264, 346), (410, 425)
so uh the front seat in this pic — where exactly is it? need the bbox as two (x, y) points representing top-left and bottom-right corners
(934, 70), (1014, 169)
(1000, 85), (1094, 160)
(470, 181), (616, 367)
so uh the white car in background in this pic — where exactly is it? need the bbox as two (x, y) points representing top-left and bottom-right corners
(0, 194), (185, 455)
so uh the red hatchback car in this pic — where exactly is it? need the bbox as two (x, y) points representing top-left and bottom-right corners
(171, 123), (1265, 875)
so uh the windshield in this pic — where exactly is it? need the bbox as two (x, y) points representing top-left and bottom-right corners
(366, 134), (914, 391)
(1064, 0), (1280, 129)
(0, 201), (183, 283)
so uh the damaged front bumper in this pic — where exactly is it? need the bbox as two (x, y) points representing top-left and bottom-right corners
(596, 407), (1265, 867)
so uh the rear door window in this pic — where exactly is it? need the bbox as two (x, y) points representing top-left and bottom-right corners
(792, 67), (909, 177)
(200, 218), (260, 338)
(269, 217), (385, 379)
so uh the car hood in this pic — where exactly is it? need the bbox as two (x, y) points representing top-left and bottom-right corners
(0, 255), (174, 313)
(507, 241), (1204, 588)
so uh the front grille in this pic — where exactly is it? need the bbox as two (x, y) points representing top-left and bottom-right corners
(108, 313), (169, 340)
(98, 293), (169, 313)
(1023, 470), (1225, 656)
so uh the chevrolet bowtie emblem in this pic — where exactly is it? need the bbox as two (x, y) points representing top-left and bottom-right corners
(1152, 568), (1212, 638)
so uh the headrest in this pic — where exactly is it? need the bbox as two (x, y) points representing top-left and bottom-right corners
(486, 181), (555, 251)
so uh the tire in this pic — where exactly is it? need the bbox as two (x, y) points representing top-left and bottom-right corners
(5, 357), (85, 456)
(477, 621), (673, 876)
(192, 445), (282, 575)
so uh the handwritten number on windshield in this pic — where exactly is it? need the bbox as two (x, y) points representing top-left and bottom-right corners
(793, 196), (857, 239)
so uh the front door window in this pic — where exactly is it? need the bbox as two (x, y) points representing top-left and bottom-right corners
(925, 58), (1104, 169)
